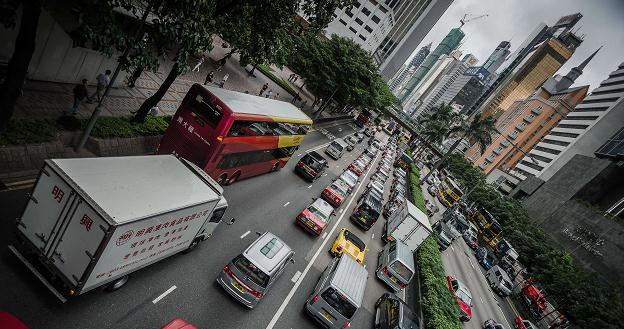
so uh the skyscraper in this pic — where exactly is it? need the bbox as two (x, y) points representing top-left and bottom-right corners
(389, 43), (431, 92)
(376, 0), (454, 81)
(482, 41), (511, 73)
(513, 59), (624, 182)
(398, 27), (466, 102)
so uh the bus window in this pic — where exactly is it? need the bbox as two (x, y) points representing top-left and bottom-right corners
(192, 94), (223, 128)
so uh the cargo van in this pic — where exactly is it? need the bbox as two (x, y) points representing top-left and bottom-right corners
(305, 255), (368, 329)
(217, 232), (294, 308)
(376, 240), (415, 292)
(486, 265), (513, 297)
(325, 139), (349, 160)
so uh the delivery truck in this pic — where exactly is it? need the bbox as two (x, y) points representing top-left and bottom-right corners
(382, 200), (433, 252)
(9, 155), (228, 302)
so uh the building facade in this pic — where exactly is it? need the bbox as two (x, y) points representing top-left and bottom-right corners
(326, 0), (395, 53)
(513, 61), (624, 181)
(389, 43), (431, 92)
(415, 58), (474, 117)
(482, 41), (511, 74)
(376, 0), (454, 81)
(398, 27), (465, 102)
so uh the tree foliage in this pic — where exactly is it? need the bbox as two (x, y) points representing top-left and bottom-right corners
(444, 153), (623, 328)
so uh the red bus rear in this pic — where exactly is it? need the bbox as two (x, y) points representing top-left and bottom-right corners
(157, 84), (313, 184)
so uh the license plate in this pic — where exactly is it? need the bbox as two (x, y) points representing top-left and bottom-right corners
(390, 276), (398, 283)
(232, 281), (246, 293)
(307, 219), (314, 227)
(323, 310), (335, 321)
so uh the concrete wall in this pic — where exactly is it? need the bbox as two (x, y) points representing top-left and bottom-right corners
(521, 154), (624, 293)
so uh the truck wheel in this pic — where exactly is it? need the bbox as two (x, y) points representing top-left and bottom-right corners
(271, 162), (280, 172)
(183, 238), (201, 254)
(105, 275), (129, 292)
(226, 172), (241, 185)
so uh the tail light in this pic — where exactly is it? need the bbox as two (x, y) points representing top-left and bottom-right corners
(250, 289), (264, 298)
(398, 281), (407, 288)
(341, 322), (351, 328)
(336, 245), (343, 252)
(223, 265), (234, 278)
(297, 161), (304, 168)
(334, 196), (340, 204)
(311, 294), (319, 304)
(382, 267), (389, 275)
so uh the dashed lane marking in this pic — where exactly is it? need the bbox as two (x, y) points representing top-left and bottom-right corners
(291, 271), (302, 283)
(240, 231), (251, 239)
(152, 285), (177, 304)
(283, 202), (290, 207)
(321, 232), (328, 239)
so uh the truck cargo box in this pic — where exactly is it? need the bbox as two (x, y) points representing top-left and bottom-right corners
(384, 200), (432, 252)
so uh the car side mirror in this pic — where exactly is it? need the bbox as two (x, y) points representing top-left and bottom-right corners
(290, 258), (295, 264)
(331, 211), (336, 216)
(226, 217), (236, 225)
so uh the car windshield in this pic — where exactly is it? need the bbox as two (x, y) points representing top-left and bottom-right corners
(302, 154), (324, 171)
(457, 288), (472, 305)
(308, 205), (329, 222)
(400, 305), (419, 329)
(331, 141), (344, 151)
(233, 255), (270, 288)
(390, 261), (413, 281)
(342, 171), (358, 185)
(332, 181), (349, 195)
(321, 287), (357, 319)
(343, 230), (366, 251)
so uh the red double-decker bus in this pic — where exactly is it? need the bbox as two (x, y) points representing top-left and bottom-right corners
(157, 84), (313, 185)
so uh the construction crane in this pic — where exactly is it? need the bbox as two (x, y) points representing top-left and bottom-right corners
(459, 13), (489, 27)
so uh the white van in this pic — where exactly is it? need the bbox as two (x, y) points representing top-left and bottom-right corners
(486, 265), (513, 297)
(325, 139), (349, 160)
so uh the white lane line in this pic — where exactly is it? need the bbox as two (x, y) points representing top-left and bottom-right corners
(450, 245), (455, 251)
(339, 208), (344, 214)
(323, 173), (328, 176)
(283, 202), (290, 207)
(265, 149), (380, 329)
(321, 232), (328, 239)
(308, 185), (313, 189)
(152, 285), (177, 304)
(240, 231), (251, 239)
(291, 271), (302, 283)
(371, 233), (375, 239)
(468, 258), (475, 269)
(480, 296), (484, 304)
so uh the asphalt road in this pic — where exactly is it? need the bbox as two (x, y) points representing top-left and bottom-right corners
(419, 167), (520, 329)
(0, 123), (409, 329)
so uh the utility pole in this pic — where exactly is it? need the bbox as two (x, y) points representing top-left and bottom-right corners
(75, 1), (157, 151)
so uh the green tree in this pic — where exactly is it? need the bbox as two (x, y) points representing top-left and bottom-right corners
(413, 103), (454, 157)
(420, 113), (495, 184)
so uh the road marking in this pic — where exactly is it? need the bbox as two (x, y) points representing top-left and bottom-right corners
(265, 149), (380, 329)
(450, 245), (455, 251)
(291, 271), (302, 283)
(468, 258), (475, 269)
(240, 231), (251, 239)
(322, 173), (327, 176)
(283, 202), (290, 207)
(480, 296), (484, 304)
(152, 285), (177, 304)
(371, 233), (375, 239)
(339, 208), (344, 213)
(321, 232), (328, 239)
(308, 185), (313, 189)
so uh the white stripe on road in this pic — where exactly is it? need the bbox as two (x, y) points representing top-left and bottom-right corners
(339, 208), (344, 213)
(371, 233), (375, 239)
(321, 232), (328, 239)
(265, 149), (380, 329)
(480, 296), (484, 304)
(240, 231), (251, 239)
(283, 202), (290, 207)
(308, 185), (313, 189)
(291, 271), (302, 283)
(450, 245), (455, 251)
(152, 285), (177, 304)
(468, 258), (475, 269)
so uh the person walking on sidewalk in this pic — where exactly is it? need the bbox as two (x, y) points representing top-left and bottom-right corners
(220, 73), (229, 88)
(204, 70), (215, 85)
(265, 89), (273, 98)
(259, 83), (268, 96)
(88, 69), (111, 103)
(67, 79), (89, 115)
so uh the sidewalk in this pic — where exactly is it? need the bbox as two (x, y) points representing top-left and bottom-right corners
(11, 35), (329, 121)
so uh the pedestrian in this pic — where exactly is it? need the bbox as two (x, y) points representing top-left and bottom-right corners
(204, 70), (215, 85)
(274, 92), (279, 100)
(293, 75), (298, 83)
(220, 73), (229, 88)
(88, 69), (111, 103)
(67, 79), (89, 115)
(265, 89), (273, 98)
(259, 83), (269, 96)
(192, 56), (205, 72)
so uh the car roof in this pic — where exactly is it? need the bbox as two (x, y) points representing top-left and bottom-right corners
(244, 232), (292, 275)
(306, 151), (326, 162)
(311, 198), (334, 215)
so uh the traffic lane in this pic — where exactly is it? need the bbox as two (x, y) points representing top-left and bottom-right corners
(0, 123), (361, 328)
(269, 137), (401, 329)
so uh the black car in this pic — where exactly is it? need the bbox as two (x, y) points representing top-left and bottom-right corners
(295, 151), (328, 182)
(374, 292), (420, 329)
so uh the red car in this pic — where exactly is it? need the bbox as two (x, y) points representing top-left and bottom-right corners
(521, 284), (547, 317)
(349, 160), (366, 176)
(296, 198), (335, 236)
(321, 179), (351, 208)
(0, 312), (29, 329)
(514, 316), (537, 329)
(446, 275), (473, 321)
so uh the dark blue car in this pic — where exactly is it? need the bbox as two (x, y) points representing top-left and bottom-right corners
(476, 247), (495, 270)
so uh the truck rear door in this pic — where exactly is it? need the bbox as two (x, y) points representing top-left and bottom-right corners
(395, 217), (428, 251)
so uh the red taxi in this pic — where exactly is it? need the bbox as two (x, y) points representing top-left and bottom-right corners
(321, 178), (351, 208)
(296, 198), (335, 236)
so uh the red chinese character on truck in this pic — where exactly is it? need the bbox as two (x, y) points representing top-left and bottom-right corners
(51, 185), (64, 203)
(80, 214), (93, 231)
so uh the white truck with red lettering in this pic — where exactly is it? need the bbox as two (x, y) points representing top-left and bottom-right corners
(9, 155), (228, 302)
(382, 200), (432, 252)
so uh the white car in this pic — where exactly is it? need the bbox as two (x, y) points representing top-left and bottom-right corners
(367, 180), (385, 195)
(339, 170), (359, 191)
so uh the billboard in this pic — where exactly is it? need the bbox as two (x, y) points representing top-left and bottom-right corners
(464, 66), (491, 83)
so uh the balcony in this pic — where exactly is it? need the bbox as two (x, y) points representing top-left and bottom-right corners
(479, 162), (487, 169)
(524, 115), (535, 123)
(516, 123), (526, 131)
(493, 147), (503, 155)
(508, 131), (519, 140)
(532, 106), (543, 115)
(501, 139), (510, 146)
(486, 154), (495, 162)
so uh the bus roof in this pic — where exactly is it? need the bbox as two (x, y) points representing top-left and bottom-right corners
(446, 177), (463, 193)
(203, 85), (312, 124)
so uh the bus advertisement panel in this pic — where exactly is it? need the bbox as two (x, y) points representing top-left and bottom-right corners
(157, 84), (313, 185)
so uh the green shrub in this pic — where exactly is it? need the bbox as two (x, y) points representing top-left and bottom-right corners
(408, 164), (462, 329)
(90, 116), (171, 138)
(0, 119), (58, 146)
(255, 64), (298, 96)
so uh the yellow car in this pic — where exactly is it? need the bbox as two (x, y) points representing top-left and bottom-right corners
(330, 228), (367, 264)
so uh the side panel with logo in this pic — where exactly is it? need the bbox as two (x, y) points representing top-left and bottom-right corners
(51, 200), (109, 286)
(81, 199), (218, 292)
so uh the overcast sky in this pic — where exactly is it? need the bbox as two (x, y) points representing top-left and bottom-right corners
(407, 0), (624, 90)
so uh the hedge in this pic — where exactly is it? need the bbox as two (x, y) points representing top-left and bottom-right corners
(0, 119), (58, 146)
(89, 116), (171, 138)
(255, 64), (298, 96)
(409, 164), (462, 329)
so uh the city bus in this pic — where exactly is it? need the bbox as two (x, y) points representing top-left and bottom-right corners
(469, 206), (503, 248)
(437, 177), (463, 207)
(157, 84), (313, 185)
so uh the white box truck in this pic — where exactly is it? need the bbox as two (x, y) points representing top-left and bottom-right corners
(382, 200), (433, 252)
(9, 155), (228, 302)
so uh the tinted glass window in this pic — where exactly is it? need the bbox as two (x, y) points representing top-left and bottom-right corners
(331, 141), (344, 151)
(390, 261), (413, 281)
(386, 298), (400, 326)
(228, 120), (310, 136)
(218, 148), (295, 169)
(209, 207), (226, 223)
(260, 238), (284, 259)
(302, 154), (324, 171)
(233, 255), (269, 287)
(190, 94), (222, 128)
(321, 287), (357, 318)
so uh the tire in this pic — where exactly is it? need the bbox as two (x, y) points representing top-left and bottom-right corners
(217, 174), (228, 185)
(105, 275), (129, 292)
(271, 162), (280, 172)
(226, 172), (241, 185)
